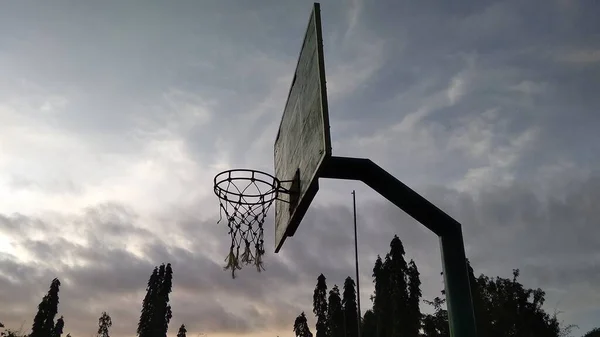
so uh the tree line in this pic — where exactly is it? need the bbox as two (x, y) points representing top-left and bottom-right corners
(1, 263), (188, 337)
(293, 235), (597, 337)
(2, 237), (599, 337)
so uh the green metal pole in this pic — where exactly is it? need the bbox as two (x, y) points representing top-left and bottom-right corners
(440, 230), (477, 337)
(320, 156), (478, 337)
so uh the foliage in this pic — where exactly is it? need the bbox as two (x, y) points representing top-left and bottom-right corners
(30, 278), (63, 337)
(53, 316), (64, 337)
(98, 311), (112, 337)
(313, 274), (329, 337)
(372, 255), (390, 337)
(474, 269), (560, 337)
(388, 235), (410, 337)
(342, 277), (358, 337)
(327, 285), (344, 337)
(137, 263), (174, 337)
(583, 328), (600, 337)
(361, 310), (376, 337)
(177, 324), (187, 337)
(406, 260), (422, 337)
(422, 264), (564, 337)
(421, 297), (449, 337)
(293, 312), (313, 337)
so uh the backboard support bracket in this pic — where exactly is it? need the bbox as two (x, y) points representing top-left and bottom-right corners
(320, 156), (478, 337)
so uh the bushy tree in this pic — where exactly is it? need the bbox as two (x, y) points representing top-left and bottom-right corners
(476, 269), (559, 337)
(421, 297), (449, 337)
(98, 311), (112, 337)
(327, 285), (344, 337)
(294, 312), (313, 337)
(583, 328), (600, 337)
(423, 265), (564, 337)
(313, 274), (328, 337)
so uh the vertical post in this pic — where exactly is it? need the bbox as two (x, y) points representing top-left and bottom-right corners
(352, 190), (362, 337)
(440, 229), (477, 337)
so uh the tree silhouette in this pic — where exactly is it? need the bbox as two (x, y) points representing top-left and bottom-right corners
(313, 274), (328, 337)
(361, 310), (376, 337)
(583, 328), (600, 337)
(138, 267), (159, 337)
(293, 312), (313, 337)
(422, 265), (564, 337)
(97, 312), (112, 337)
(342, 277), (358, 337)
(52, 316), (64, 337)
(372, 256), (390, 337)
(137, 263), (174, 337)
(155, 263), (173, 336)
(176, 324), (187, 337)
(327, 285), (344, 337)
(30, 278), (61, 337)
(421, 297), (449, 337)
(388, 235), (409, 337)
(406, 260), (422, 337)
(475, 269), (559, 336)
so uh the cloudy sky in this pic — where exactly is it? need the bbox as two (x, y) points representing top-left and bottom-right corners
(1, 0), (599, 336)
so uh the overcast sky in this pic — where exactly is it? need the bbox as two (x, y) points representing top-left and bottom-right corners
(1, 1), (599, 336)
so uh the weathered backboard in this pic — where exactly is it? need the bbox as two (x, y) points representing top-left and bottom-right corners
(274, 3), (331, 253)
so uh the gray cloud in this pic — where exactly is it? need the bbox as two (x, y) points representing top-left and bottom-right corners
(1, 171), (600, 335)
(1, 0), (599, 336)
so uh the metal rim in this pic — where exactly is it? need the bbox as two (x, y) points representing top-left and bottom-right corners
(214, 169), (281, 206)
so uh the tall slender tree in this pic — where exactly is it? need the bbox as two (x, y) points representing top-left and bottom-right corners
(155, 263), (173, 337)
(406, 260), (421, 337)
(293, 312), (313, 337)
(388, 235), (409, 337)
(31, 278), (61, 337)
(137, 263), (174, 337)
(343, 277), (358, 337)
(372, 256), (390, 337)
(97, 312), (112, 337)
(313, 274), (329, 337)
(138, 267), (159, 337)
(327, 285), (344, 337)
(177, 324), (187, 337)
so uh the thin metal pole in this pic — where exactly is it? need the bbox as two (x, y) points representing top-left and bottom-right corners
(352, 190), (362, 337)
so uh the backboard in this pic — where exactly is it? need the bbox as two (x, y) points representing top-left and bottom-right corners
(274, 3), (331, 253)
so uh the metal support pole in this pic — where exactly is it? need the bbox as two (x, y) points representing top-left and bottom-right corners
(321, 156), (477, 337)
(352, 190), (362, 337)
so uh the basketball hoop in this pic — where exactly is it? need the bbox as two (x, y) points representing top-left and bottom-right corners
(213, 169), (293, 278)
